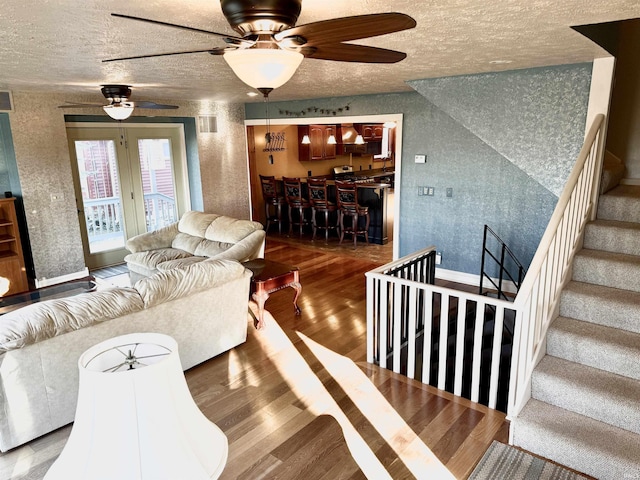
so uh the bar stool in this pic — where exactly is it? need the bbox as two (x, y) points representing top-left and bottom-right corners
(335, 180), (370, 247)
(259, 175), (286, 234)
(282, 176), (311, 237)
(307, 177), (339, 243)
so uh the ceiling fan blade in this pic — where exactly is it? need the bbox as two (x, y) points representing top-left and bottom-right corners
(103, 48), (227, 62)
(58, 102), (105, 109)
(275, 13), (416, 45)
(111, 13), (247, 44)
(133, 101), (179, 110)
(303, 43), (406, 63)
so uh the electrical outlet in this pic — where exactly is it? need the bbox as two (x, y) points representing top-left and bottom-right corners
(418, 187), (423, 196)
(427, 187), (434, 196)
(50, 193), (64, 202)
(436, 252), (442, 264)
(446, 187), (453, 198)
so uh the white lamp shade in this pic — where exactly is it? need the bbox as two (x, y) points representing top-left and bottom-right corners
(103, 103), (134, 120)
(327, 134), (337, 145)
(301, 134), (311, 144)
(45, 333), (228, 480)
(354, 134), (365, 145)
(223, 48), (304, 90)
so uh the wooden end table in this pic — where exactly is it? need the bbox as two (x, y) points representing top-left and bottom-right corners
(243, 259), (301, 329)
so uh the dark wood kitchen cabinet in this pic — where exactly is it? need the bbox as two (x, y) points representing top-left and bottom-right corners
(298, 125), (336, 161)
(360, 124), (384, 141)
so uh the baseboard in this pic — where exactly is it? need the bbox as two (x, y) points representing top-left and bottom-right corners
(35, 268), (90, 289)
(620, 178), (640, 186)
(435, 267), (518, 294)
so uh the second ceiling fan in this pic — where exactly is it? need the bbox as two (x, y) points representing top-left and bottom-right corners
(105, 0), (417, 94)
(59, 85), (178, 120)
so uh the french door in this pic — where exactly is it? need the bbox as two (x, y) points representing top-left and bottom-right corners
(67, 124), (190, 269)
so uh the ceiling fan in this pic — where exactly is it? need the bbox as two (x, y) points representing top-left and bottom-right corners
(105, 0), (417, 96)
(59, 85), (179, 120)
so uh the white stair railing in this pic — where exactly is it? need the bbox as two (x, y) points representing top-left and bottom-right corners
(366, 114), (605, 415)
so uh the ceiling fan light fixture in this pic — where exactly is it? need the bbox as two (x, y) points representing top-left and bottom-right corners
(223, 48), (303, 90)
(103, 103), (134, 120)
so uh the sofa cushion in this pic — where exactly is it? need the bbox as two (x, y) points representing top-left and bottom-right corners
(178, 211), (220, 237)
(172, 232), (205, 255)
(135, 259), (247, 308)
(205, 216), (264, 244)
(124, 247), (193, 271)
(157, 256), (207, 271)
(193, 239), (234, 258)
(0, 288), (144, 352)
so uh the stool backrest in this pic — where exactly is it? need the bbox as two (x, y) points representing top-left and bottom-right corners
(335, 180), (358, 211)
(282, 177), (306, 206)
(307, 178), (331, 208)
(259, 175), (280, 200)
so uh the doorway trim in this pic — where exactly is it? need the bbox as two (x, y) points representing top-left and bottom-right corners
(66, 122), (190, 269)
(244, 113), (403, 260)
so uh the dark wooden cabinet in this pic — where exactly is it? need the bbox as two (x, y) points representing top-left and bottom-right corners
(0, 198), (28, 295)
(360, 124), (384, 141)
(298, 125), (336, 161)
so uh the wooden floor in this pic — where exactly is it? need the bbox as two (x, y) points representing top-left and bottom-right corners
(0, 235), (508, 480)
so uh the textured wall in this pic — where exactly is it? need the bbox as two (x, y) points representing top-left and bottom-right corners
(9, 92), (86, 281)
(6, 93), (248, 282)
(245, 63), (592, 274)
(407, 64), (592, 196)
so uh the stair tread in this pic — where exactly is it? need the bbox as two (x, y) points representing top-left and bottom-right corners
(533, 356), (640, 433)
(576, 248), (640, 263)
(597, 185), (640, 223)
(600, 184), (640, 199)
(512, 399), (640, 480)
(548, 316), (640, 378)
(563, 279), (640, 304)
(585, 220), (640, 253)
(588, 218), (640, 230)
(573, 249), (640, 292)
(561, 280), (640, 333)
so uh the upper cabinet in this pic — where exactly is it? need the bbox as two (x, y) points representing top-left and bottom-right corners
(298, 125), (337, 161)
(359, 124), (384, 141)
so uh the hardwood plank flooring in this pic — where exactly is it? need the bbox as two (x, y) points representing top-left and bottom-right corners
(0, 234), (507, 479)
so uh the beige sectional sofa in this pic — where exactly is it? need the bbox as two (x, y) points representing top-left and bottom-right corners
(125, 211), (265, 283)
(0, 259), (251, 452)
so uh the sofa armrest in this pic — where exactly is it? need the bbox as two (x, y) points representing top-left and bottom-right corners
(209, 230), (266, 262)
(125, 223), (179, 253)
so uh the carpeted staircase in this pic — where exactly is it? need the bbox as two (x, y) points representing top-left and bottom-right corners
(511, 184), (640, 480)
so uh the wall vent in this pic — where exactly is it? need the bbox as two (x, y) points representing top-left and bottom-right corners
(198, 115), (217, 133)
(0, 91), (14, 112)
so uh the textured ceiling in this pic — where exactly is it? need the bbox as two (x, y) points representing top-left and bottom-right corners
(1, 0), (639, 105)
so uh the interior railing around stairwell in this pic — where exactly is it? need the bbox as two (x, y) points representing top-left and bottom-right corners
(479, 225), (525, 301)
(365, 114), (605, 416)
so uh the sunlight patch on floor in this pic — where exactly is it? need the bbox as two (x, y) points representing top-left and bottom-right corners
(249, 302), (455, 479)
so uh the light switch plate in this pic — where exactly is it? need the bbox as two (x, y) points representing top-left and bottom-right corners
(414, 154), (426, 163)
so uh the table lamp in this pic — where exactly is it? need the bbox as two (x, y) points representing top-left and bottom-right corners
(44, 332), (227, 479)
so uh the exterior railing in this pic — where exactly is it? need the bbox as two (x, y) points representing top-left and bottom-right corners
(366, 114), (605, 415)
(85, 194), (176, 244)
(144, 193), (177, 232)
(84, 197), (123, 243)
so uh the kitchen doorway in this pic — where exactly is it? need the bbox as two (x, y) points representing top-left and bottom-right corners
(66, 124), (190, 269)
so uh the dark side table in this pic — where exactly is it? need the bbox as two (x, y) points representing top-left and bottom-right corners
(243, 259), (301, 329)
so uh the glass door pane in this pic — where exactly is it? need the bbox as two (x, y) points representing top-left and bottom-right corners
(74, 140), (126, 254)
(137, 138), (178, 232)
